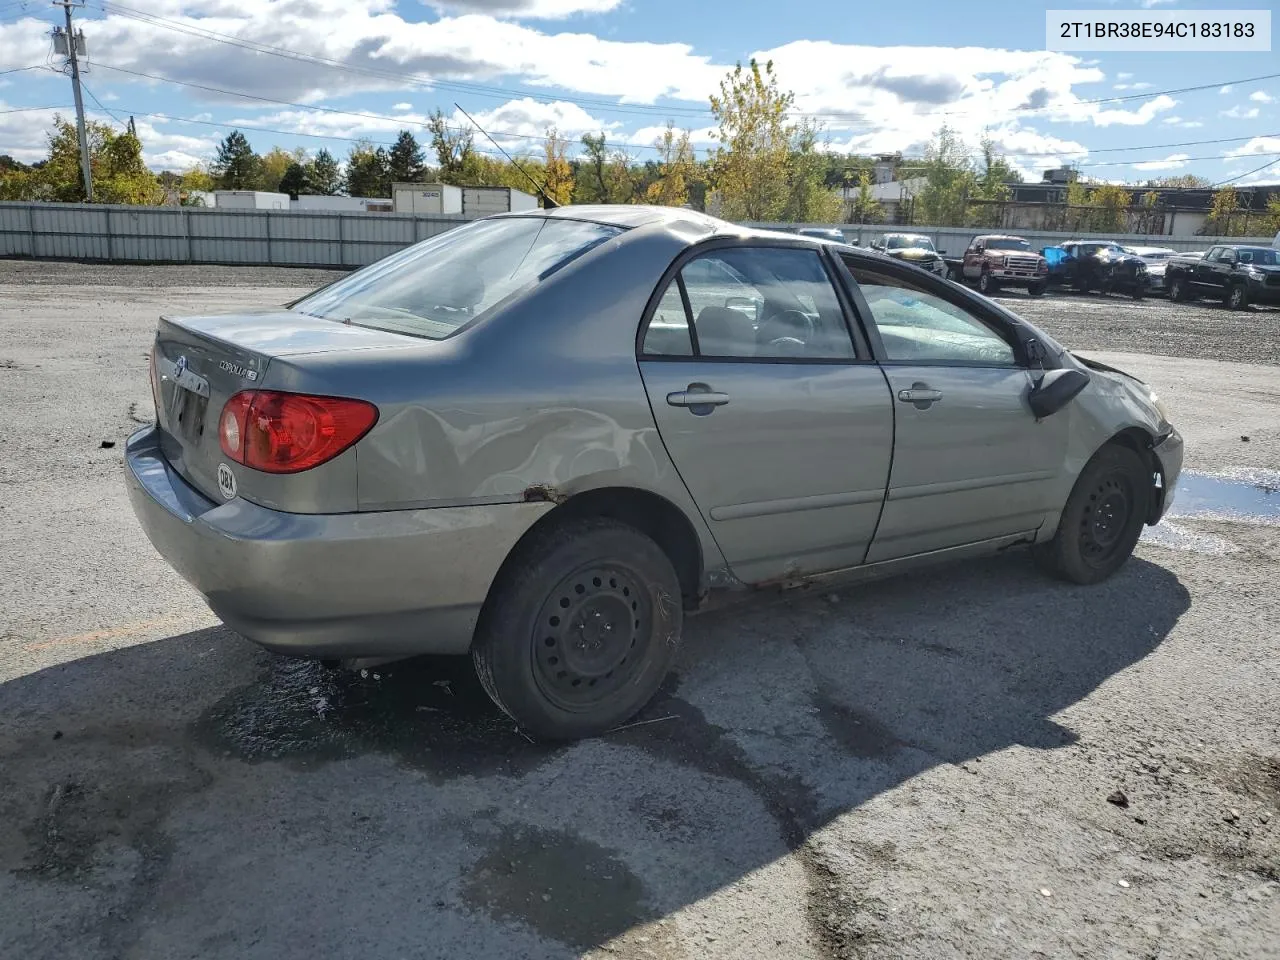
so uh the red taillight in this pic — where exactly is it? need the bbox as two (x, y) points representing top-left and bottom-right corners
(218, 390), (378, 474)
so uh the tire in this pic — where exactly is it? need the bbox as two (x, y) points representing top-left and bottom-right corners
(1226, 283), (1249, 310)
(1035, 444), (1151, 585)
(471, 517), (682, 740)
(978, 271), (998, 295)
(1131, 283), (1145, 300)
(1168, 277), (1189, 302)
(1028, 281), (1047, 297)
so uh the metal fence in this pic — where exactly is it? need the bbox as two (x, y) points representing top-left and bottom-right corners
(0, 201), (1273, 270)
(0, 202), (470, 268)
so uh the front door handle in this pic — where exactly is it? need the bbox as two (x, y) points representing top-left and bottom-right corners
(667, 384), (730, 409)
(898, 384), (943, 408)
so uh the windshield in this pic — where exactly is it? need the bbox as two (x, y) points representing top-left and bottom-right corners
(292, 217), (624, 339)
(984, 238), (1031, 251)
(1238, 247), (1278, 265)
(885, 235), (935, 251)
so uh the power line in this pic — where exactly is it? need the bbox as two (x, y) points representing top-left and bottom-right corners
(79, 79), (127, 128)
(1212, 156), (1280, 187)
(87, 0), (1280, 125)
(0, 102), (71, 114)
(0, 64), (47, 78)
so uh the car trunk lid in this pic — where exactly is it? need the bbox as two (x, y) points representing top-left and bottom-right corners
(152, 310), (414, 502)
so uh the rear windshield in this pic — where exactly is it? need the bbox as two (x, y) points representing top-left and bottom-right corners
(292, 216), (624, 339)
(984, 238), (1031, 251)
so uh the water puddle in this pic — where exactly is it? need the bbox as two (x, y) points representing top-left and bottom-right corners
(1142, 469), (1280, 553)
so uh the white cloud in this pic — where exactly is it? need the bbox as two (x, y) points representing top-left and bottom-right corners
(1225, 136), (1280, 158)
(1220, 85), (1233, 94)
(1222, 104), (1261, 120)
(1139, 0), (1177, 7)
(1160, 115), (1204, 128)
(425, 0), (623, 17)
(1249, 90), (1275, 103)
(392, 102), (413, 111)
(1132, 152), (1190, 171)
(1116, 72), (1133, 81)
(1113, 81), (1154, 91)
(1086, 93), (1179, 127)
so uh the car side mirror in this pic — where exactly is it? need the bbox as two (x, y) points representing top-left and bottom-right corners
(937, 249), (947, 255)
(1029, 368), (1090, 419)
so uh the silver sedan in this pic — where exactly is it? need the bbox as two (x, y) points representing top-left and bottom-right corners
(126, 206), (1184, 739)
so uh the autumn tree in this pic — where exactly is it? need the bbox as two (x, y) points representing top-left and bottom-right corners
(1205, 185), (1241, 236)
(645, 123), (696, 207)
(2, 117), (163, 203)
(387, 130), (426, 183)
(708, 59), (793, 221)
(308, 149), (342, 195)
(211, 130), (261, 190)
(428, 110), (477, 185)
(257, 146), (304, 192)
(576, 132), (638, 204)
(780, 119), (842, 222)
(344, 141), (390, 197)
(1144, 174), (1211, 188)
(541, 126), (574, 206)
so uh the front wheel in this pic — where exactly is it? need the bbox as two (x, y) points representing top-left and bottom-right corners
(471, 517), (682, 740)
(1028, 281), (1047, 297)
(1035, 445), (1150, 585)
(1131, 283), (1145, 300)
(1226, 284), (1249, 310)
(978, 271), (998, 295)
(1169, 277), (1189, 302)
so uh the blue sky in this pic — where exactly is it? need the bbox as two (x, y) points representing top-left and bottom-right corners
(0, 0), (1275, 184)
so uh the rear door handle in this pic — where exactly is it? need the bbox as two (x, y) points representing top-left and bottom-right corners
(897, 388), (943, 403)
(667, 387), (730, 408)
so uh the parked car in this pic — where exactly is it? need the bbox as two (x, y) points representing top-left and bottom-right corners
(953, 234), (1049, 296)
(795, 227), (847, 243)
(1121, 245), (1178, 295)
(1041, 241), (1148, 298)
(1165, 243), (1280, 309)
(126, 205), (1183, 740)
(869, 233), (949, 277)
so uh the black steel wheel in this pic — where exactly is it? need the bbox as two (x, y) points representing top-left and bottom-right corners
(531, 563), (651, 713)
(471, 517), (682, 740)
(1035, 444), (1150, 585)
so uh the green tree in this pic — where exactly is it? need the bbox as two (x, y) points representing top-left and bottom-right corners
(915, 125), (976, 227)
(178, 165), (214, 205)
(708, 59), (793, 221)
(344, 141), (391, 197)
(211, 130), (261, 190)
(308, 149), (341, 196)
(847, 170), (882, 224)
(428, 110), (477, 185)
(1090, 183), (1132, 232)
(387, 130), (426, 184)
(782, 119), (842, 223)
(4, 116), (163, 203)
(1133, 189), (1162, 234)
(257, 146), (304, 192)
(278, 162), (312, 200)
(542, 127), (575, 206)
(645, 123), (696, 207)
(1144, 174), (1211, 188)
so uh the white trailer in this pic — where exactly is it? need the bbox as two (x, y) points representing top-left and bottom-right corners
(392, 183), (463, 215)
(291, 195), (393, 213)
(213, 190), (290, 210)
(462, 186), (539, 215)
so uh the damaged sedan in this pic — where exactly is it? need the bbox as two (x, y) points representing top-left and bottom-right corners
(127, 206), (1183, 739)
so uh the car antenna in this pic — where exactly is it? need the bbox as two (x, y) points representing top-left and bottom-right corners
(453, 102), (559, 208)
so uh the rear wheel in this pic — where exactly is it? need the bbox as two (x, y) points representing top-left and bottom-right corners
(1035, 444), (1150, 585)
(1169, 277), (1190, 302)
(1131, 282), (1145, 300)
(978, 271), (998, 295)
(471, 517), (681, 740)
(1028, 281), (1047, 297)
(1226, 283), (1249, 310)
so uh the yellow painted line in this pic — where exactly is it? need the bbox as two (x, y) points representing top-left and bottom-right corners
(21, 617), (180, 653)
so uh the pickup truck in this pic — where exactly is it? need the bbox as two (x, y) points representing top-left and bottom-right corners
(945, 234), (1049, 296)
(1165, 243), (1280, 310)
(867, 233), (949, 276)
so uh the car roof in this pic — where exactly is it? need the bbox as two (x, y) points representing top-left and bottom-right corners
(975, 234), (1028, 241)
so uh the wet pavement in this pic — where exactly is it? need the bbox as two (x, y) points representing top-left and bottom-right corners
(1142, 470), (1280, 554)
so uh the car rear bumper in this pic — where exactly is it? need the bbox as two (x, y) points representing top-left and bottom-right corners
(1152, 428), (1184, 521)
(125, 425), (552, 657)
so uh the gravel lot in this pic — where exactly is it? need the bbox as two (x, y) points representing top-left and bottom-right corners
(1, 261), (1277, 960)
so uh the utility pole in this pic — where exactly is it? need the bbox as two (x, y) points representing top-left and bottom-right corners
(51, 1), (93, 202)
